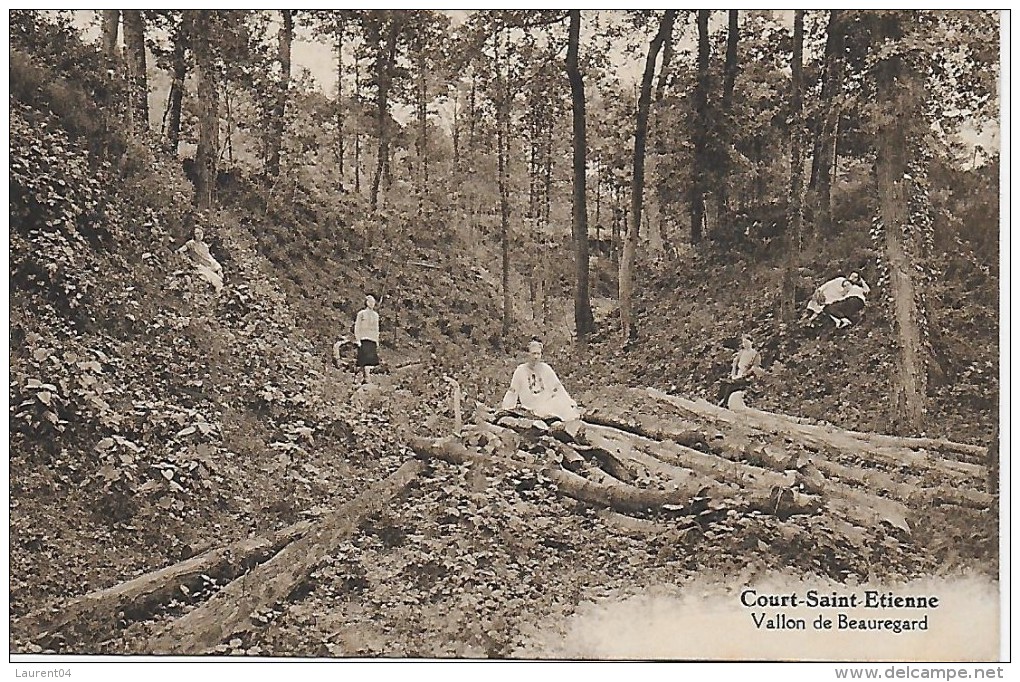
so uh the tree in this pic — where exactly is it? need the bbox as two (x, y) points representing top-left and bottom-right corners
(715, 9), (739, 222)
(265, 10), (294, 181)
(190, 10), (218, 209)
(160, 12), (190, 154)
(780, 10), (806, 322)
(808, 10), (846, 235)
(101, 10), (120, 59)
(620, 10), (676, 344)
(566, 10), (595, 339)
(688, 9), (710, 244)
(364, 11), (406, 211)
(122, 11), (148, 132)
(871, 12), (930, 432)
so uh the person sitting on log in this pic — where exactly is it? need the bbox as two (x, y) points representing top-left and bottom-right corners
(501, 339), (581, 422)
(822, 271), (870, 329)
(717, 334), (763, 408)
(176, 225), (224, 293)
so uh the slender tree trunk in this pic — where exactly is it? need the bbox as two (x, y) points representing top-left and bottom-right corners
(689, 9), (710, 244)
(468, 69), (477, 154)
(101, 10), (120, 59)
(780, 11), (805, 322)
(566, 10), (596, 339)
(266, 9), (293, 181)
(875, 14), (928, 433)
(495, 29), (513, 338)
(620, 10), (676, 344)
(336, 23), (345, 189)
(122, 10), (148, 132)
(452, 89), (461, 165)
(716, 9), (739, 226)
(165, 14), (188, 154)
(542, 117), (553, 230)
(354, 53), (362, 194)
(808, 10), (845, 236)
(416, 33), (428, 217)
(220, 84), (234, 164)
(654, 15), (676, 102)
(371, 17), (400, 211)
(190, 11), (218, 210)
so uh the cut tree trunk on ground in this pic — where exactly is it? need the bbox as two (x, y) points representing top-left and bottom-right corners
(584, 398), (991, 511)
(648, 389), (985, 485)
(585, 423), (912, 532)
(19, 515), (320, 650)
(146, 459), (424, 654)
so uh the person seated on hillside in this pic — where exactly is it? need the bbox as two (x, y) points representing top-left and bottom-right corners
(501, 339), (581, 422)
(822, 271), (870, 329)
(717, 334), (763, 408)
(176, 226), (224, 293)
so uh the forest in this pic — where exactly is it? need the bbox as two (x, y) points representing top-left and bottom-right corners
(8, 10), (1001, 660)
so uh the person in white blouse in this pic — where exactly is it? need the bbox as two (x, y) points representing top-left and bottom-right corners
(354, 295), (380, 381)
(501, 340), (580, 421)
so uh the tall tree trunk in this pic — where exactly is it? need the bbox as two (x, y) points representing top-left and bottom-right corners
(122, 10), (148, 133)
(620, 10), (676, 344)
(101, 10), (120, 59)
(165, 13), (188, 154)
(808, 10), (845, 236)
(689, 9), (710, 244)
(266, 10), (293, 181)
(495, 29), (513, 338)
(874, 14), (928, 433)
(542, 117), (553, 230)
(654, 15), (676, 102)
(416, 33), (428, 217)
(371, 16), (400, 211)
(452, 89), (461, 166)
(335, 21), (345, 189)
(781, 10), (805, 322)
(716, 9), (739, 225)
(354, 53), (362, 195)
(190, 11), (217, 210)
(566, 10), (595, 339)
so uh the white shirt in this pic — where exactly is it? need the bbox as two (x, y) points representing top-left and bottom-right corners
(354, 308), (379, 342)
(501, 361), (580, 421)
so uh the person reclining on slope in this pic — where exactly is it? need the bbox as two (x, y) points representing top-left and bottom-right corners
(822, 271), (870, 329)
(717, 334), (763, 408)
(805, 273), (850, 323)
(501, 339), (581, 422)
(176, 225), (224, 293)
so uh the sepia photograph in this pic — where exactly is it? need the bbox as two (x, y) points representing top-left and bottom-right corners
(7, 8), (1005, 669)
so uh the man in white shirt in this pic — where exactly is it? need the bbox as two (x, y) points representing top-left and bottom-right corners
(501, 340), (581, 421)
(354, 295), (380, 381)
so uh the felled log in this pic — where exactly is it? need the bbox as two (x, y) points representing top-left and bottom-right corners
(585, 422), (912, 532)
(18, 515), (320, 651)
(147, 459), (424, 654)
(410, 435), (711, 516)
(648, 389), (985, 485)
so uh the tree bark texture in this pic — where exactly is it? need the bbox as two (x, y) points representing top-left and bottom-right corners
(266, 9), (293, 181)
(781, 10), (805, 322)
(122, 10), (148, 132)
(190, 10), (218, 210)
(809, 10), (845, 235)
(874, 14), (929, 434)
(101, 10), (120, 59)
(165, 13), (189, 154)
(716, 9), (739, 223)
(689, 9), (710, 244)
(620, 9), (676, 344)
(566, 10), (595, 339)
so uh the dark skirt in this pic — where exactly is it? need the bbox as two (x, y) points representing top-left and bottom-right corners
(823, 296), (865, 320)
(356, 339), (380, 367)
